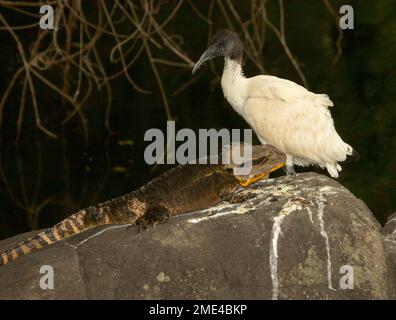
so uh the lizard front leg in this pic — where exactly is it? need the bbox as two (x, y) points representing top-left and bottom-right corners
(220, 191), (256, 204)
(135, 205), (170, 232)
(219, 186), (256, 204)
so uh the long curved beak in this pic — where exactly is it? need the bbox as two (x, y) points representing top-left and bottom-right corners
(192, 46), (218, 74)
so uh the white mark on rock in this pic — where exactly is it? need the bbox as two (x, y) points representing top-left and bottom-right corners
(270, 214), (286, 300)
(188, 205), (252, 223)
(69, 224), (131, 249)
(156, 272), (170, 282)
(187, 196), (258, 224)
(318, 186), (340, 195)
(316, 198), (335, 291)
(306, 207), (314, 224)
(270, 200), (302, 300)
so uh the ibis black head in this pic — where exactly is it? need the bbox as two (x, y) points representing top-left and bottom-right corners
(192, 30), (244, 74)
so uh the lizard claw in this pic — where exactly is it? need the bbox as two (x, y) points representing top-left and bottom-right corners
(220, 190), (256, 204)
(134, 206), (170, 233)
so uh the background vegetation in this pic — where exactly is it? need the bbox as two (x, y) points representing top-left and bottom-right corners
(0, 0), (395, 238)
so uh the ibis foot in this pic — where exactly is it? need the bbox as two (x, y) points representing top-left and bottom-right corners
(284, 164), (296, 176)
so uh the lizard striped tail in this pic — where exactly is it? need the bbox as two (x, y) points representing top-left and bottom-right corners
(0, 208), (98, 266)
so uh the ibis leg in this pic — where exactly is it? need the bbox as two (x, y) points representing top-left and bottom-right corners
(285, 164), (296, 175)
(284, 154), (296, 175)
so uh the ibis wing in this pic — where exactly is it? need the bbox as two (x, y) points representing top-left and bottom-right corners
(246, 75), (334, 108)
(242, 93), (349, 165)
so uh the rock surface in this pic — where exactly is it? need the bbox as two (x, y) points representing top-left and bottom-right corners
(383, 213), (396, 299)
(0, 172), (393, 299)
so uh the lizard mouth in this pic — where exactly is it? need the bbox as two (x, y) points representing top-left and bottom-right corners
(236, 162), (285, 187)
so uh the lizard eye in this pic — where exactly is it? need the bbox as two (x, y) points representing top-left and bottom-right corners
(252, 156), (268, 166)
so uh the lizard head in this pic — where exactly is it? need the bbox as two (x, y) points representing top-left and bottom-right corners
(223, 144), (286, 187)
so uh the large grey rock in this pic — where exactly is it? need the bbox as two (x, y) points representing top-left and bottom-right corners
(0, 173), (393, 299)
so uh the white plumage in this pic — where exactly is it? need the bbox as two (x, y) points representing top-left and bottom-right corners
(221, 59), (353, 178)
(193, 30), (356, 178)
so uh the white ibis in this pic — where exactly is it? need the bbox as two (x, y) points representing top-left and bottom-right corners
(192, 30), (357, 178)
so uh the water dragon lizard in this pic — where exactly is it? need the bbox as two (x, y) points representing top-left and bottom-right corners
(0, 144), (285, 266)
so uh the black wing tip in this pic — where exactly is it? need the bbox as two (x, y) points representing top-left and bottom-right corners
(347, 149), (360, 162)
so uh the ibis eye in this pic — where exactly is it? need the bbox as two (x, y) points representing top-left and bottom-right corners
(216, 41), (226, 49)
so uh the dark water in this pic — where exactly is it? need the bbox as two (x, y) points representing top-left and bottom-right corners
(0, 0), (395, 239)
